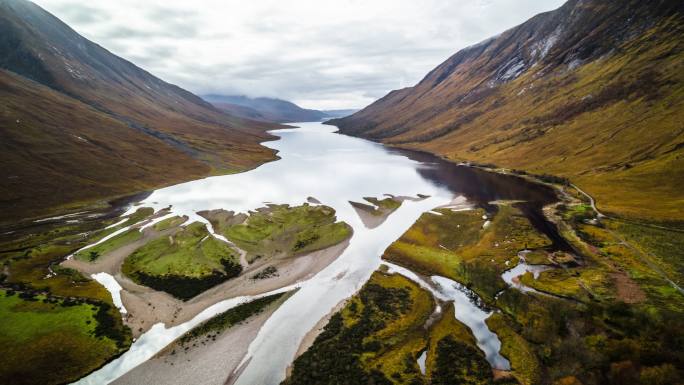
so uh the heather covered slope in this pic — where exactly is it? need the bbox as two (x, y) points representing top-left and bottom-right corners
(0, 0), (280, 223)
(330, 0), (684, 222)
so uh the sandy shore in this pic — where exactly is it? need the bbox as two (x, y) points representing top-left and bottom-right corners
(121, 238), (350, 336)
(64, 222), (351, 337)
(113, 296), (287, 385)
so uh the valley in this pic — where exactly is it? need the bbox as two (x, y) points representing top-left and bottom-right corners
(1, 0), (682, 384)
(2, 122), (681, 385)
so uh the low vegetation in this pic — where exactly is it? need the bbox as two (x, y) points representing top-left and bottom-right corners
(350, 196), (404, 229)
(206, 204), (352, 262)
(285, 272), (431, 385)
(74, 228), (142, 261)
(251, 266), (278, 280)
(371, 192), (684, 384)
(365, 196), (402, 212)
(351, 196), (402, 217)
(178, 292), (286, 345)
(383, 204), (551, 303)
(152, 215), (188, 231)
(0, 290), (131, 385)
(285, 272), (495, 385)
(0, 208), (155, 384)
(122, 222), (242, 300)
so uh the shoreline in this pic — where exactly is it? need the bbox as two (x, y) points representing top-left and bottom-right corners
(64, 225), (351, 338)
(113, 294), (290, 385)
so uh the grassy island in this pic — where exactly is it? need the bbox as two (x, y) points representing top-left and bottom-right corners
(201, 204), (352, 262)
(122, 222), (242, 300)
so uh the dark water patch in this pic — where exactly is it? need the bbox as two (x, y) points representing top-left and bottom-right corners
(392, 148), (574, 252)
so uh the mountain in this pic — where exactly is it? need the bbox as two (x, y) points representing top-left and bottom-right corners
(330, 0), (684, 223)
(322, 109), (358, 119)
(0, 0), (280, 223)
(203, 94), (328, 123)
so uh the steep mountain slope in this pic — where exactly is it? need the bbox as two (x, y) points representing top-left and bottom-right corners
(330, 0), (684, 222)
(0, 0), (280, 223)
(204, 94), (328, 123)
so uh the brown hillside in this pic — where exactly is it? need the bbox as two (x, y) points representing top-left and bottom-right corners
(331, 0), (684, 223)
(0, 0), (281, 223)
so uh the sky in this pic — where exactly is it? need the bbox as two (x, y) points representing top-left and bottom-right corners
(33, 0), (565, 110)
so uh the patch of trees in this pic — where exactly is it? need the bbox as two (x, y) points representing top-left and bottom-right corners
(496, 286), (684, 384)
(220, 258), (243, 278)
(132, 269), (237, 301)
(431, 336), (492, 385)
(251, 266), (278, 280)
(284, 283), (413, 385)
(293, 231), (321, 251)
(93, 302), (131, 348)
(179, 293), (284, 344)
(130, 257), (242, 300)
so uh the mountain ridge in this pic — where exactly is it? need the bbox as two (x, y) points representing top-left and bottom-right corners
(203, 94), (329, 123)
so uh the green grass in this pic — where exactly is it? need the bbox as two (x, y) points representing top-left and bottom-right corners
(123, 222), (237, 278)
(372, 197), (684, 385)
(354, 196), (403, 217)
(219, 204), (352, 261)
(0, 290), (130, 385)
(74, 228), (142, 261)
(365, 197), (402, 211)
(120, 207), (155, 227)
(520, 268), (615, 302)
(606, 219), (684, 283)
(122, 222), (242, 299)
(486, 313), (541, 385)
(3, 234), (114, 303)
(153, 215), (187, 231)
(483, 201), (684, 384)
(384, 204), (551, 303)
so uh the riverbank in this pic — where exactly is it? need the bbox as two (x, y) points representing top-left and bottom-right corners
(113, 294), (289, 385)
(65, 220), (350, 337)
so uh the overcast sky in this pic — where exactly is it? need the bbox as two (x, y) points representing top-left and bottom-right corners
(33, 0), (565, 109)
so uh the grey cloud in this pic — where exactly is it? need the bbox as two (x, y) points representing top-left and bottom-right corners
(33, 0), (566, 109)
(48, 2), (106, 24)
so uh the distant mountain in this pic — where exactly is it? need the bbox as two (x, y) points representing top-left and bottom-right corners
(330, 0), (684, 222)
(0, 0), (280, 223)
(322, 109), (358, 119)
(203, 95), (328, 123)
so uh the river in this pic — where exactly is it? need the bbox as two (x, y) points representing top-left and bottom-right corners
(75, 121), (559, 385)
